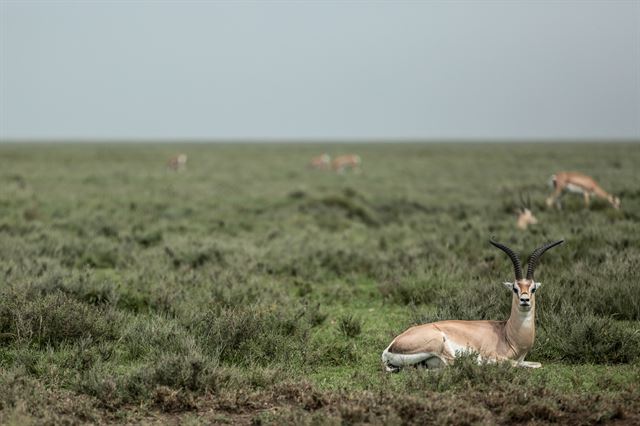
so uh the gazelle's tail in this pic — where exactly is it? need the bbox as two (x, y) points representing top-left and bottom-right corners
(382, 343), (435, 372)
(547, 174), (557, 189)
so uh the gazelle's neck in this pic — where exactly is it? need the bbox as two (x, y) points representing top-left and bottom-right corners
(505, 295), (535, 357)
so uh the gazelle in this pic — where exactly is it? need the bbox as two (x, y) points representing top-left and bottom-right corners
(515, 193), (538, 230)
(167, 154), (188, 171)
(382, 239), (564, 372)
(332, 154), (361, 173)
(546, 172), (620, 209)
(309, 153), (331, 170)
(516, 208), (538, 230)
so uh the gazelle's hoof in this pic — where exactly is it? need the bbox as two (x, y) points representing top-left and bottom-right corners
(384, 363), (401, 373)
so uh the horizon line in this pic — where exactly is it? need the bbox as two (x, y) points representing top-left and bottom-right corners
(1, 137), (639, 144)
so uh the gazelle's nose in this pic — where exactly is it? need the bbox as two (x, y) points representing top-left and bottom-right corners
(520, 295), (530, 304)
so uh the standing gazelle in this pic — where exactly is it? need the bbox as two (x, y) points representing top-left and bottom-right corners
(382, 239), (564, 372)
(332, 154), (361, 173)
(309, 153), (331, 170)
(546, 172), (620, 209)
(167, 154), (188, 171)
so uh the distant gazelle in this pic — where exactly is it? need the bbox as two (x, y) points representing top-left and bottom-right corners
(309, 153), (331, 170)
(515, 193), (538, 230)
(167, 154), (188, 171)
(382, 239), (564, 372)
(546, 172), (620, 209)
(332, 154), (361, 173)
(516, 208), (538, 230)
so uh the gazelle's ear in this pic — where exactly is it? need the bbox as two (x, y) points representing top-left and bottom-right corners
(503, 282), (513, 290)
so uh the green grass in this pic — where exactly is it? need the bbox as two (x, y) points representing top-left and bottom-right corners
(1, 142), (639, 424)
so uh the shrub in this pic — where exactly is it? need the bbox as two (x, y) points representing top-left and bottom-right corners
(0, 291), (122, 348)
(193, 305), (312, 366)
(337, 314), (362, 338)
(534, 305), (640, 364)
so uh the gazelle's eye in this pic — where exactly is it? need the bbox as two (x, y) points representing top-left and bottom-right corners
(512, 287), (518, 294)
(531, 287), (537, 293)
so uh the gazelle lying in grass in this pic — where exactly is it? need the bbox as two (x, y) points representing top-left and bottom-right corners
(515, 193), (538, 230)
(546, 171), (620, 209)
(516, 208), (538, 230)
(382, 239), (563, 372)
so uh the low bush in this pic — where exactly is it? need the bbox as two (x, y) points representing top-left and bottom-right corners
(337, 314), (362, 338)
(193, 304), (313, 366)
(535, 305), (640, 364)
(0, 290), (122, 348)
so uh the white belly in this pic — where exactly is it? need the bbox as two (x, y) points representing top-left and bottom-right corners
(566, 183), (587, 194)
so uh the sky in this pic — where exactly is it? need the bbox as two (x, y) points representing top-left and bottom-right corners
(1, 1), (639, 141)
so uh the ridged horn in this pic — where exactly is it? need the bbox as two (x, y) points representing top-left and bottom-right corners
(526, 240), (564, 280)
(490, 239), (523, 280)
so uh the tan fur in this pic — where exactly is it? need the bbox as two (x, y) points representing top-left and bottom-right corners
(332, 154), (361, 173)
(309, 153), (331, 170)
(384, 280), (540, 369)
(516, 208), (538, 230)
(167, 154), (187, 171)
(547, 171), (620, 209)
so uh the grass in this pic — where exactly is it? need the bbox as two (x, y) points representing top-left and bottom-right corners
(0, 142), (639, 424)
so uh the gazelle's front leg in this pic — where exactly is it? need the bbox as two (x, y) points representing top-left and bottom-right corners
(583, 192), (591, 207)
(546, 186), (563, 209)
(545, 195), (555, 208)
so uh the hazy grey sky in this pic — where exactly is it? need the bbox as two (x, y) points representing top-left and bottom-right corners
(1, 1), (639, 140)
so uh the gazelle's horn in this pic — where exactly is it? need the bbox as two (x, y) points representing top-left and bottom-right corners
(518, 191), (531, 209)
(526, 240), (564, 280)
(490, 239), (523, 280)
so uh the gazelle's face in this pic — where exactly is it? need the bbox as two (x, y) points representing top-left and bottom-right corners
(612, 197), (621, 209)
(504, 279), (540, 311)
(522, 209), (537, 224)
(517, 208), (538, 229)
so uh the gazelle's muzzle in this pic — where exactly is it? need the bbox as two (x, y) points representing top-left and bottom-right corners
(519, 294), (531, 308)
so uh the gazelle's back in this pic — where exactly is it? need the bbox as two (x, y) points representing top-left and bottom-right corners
(557, 172), (598, 190)
(388, 319), (507, 358)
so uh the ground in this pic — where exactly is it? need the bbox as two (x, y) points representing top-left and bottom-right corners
(1, 142), (639, 424)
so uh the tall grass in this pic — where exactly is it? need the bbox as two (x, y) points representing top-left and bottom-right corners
(1, 142), (639, 423)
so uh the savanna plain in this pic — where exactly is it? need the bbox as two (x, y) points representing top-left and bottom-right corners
(1, 143), (639, 425)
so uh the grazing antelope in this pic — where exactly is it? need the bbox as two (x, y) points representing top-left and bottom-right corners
(546, 172), (620, 209)
(382, 239), (564, 372)
(167, 154), (188, 171)
(515, 193), (538, 230)
(332, 154), (361, 173)
(309, 153), (331, 170)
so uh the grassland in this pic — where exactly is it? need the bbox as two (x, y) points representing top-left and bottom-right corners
(0, 142), (639, 425)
